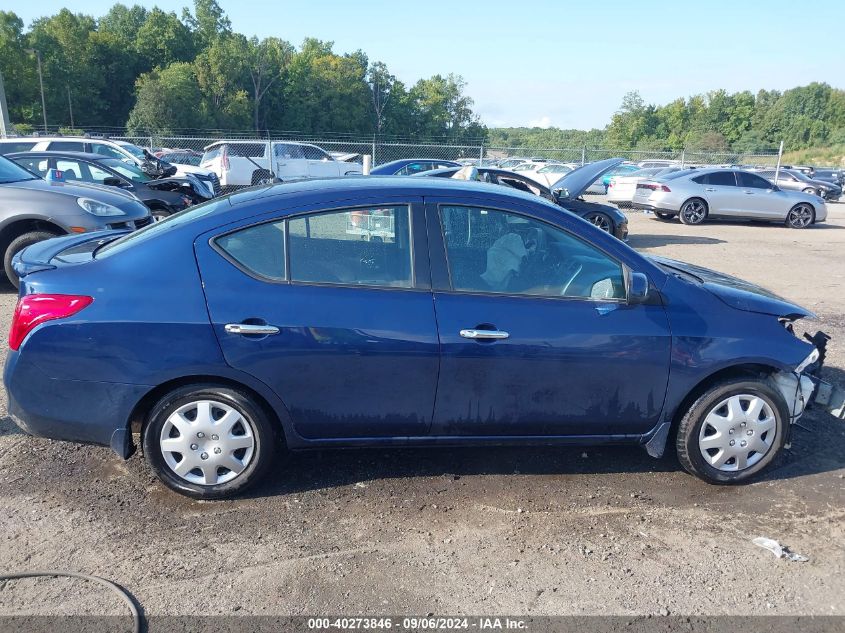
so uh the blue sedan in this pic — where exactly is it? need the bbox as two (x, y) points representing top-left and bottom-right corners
(369, 158), (461, 175)
(4, 177), (842, 499)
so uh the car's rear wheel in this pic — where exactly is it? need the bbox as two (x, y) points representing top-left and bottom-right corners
(679, 198), (707, 225)
(3, 230), (61, 289)
(786, 203), (814, 228)
(675, 377), (788, 484)
(143, 384), (277, 499)
(584, 212), (613, 233)
(251, 170), (275, 186)
(654, 211), (674, 221)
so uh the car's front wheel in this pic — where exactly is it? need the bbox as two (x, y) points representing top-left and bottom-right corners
(786, 203), (814, 228)
(143, 384), (277, 499)
(3, 230), (61, 289)
(679, 198), (708, 225)
(150, 208), (171, 222)
(675, 377), (788, 484)
(584, 212), (613, 233)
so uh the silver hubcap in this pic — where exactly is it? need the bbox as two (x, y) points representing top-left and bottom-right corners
(159, 400), (255, 486)
(788, 204), (813, 228)
(587, 214), (611, 232)
(152, 213), (168, 223)
(682, 201), (706, 223)
(698, 394), (776, 472)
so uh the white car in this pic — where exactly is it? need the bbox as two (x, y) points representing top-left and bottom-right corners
(112, 141), (216, 181)
(201, 140), (363, 190)
(528, 163), (575, 187)
(608, 167), (682, 206)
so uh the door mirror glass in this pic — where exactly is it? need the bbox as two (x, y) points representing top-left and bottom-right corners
(628, 272), (650, 304)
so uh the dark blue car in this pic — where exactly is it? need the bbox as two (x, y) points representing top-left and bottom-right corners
(369, 158), (461, 176)
(5, 177), (842, 499)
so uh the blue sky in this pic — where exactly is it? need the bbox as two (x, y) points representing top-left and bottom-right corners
(12, 0), (845, 129)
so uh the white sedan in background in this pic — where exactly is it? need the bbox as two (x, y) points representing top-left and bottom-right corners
(608, 167), (683, 206)
(519, 162), (575, 187)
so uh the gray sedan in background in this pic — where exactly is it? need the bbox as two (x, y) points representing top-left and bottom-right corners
(754, 168), (842, 201)
(631, 168), (828, 229)
(0, 155), (151, 287)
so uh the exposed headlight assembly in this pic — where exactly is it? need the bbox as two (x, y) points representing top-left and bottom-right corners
(77, 197), (124, 217)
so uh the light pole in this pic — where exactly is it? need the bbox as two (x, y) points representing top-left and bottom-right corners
(26, 49), (47, 133)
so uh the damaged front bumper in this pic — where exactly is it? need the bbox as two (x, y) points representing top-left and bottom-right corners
(787, 331), (845, 422)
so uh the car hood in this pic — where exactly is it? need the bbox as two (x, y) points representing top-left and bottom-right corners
(3, 178), (143, 206)
(648, 255), (814, 319)
(550, 158), (624, 199)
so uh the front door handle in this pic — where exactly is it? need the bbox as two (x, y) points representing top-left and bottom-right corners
(743, 190), (755, 194)
(704, 187), (716, 192)
(225, 323), (280, 336)
(460, 329), (509, 340)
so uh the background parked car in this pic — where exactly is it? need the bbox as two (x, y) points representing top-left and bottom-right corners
(201, 140), (363, 190)
(8, 152), (203, 221)
(369, 159), (461, 175)
(0, 137), (221, 197)
(813, 168), (845, 188)
(418, 159), (629, 240)
(754, 168), (841, 200)
(632, 168), (827, 228)
(530, 162), (575, 187)
(0, 155), (150, 286)
(155, 149), (204, 167)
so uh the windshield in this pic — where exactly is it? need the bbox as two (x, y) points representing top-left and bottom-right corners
(117, 143), (146, 159)
(99, 158), (151, 183)
(97, 196), (231, 257)
(0, 155), (40, 183)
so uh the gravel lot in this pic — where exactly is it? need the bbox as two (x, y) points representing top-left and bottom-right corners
(0, 202), (844, 623)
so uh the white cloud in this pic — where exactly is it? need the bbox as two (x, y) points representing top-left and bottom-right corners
(527, 116), (553, 129)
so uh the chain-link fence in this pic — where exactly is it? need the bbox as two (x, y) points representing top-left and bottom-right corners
(111, 134), (782, 169)
(3, 125), (784, 170)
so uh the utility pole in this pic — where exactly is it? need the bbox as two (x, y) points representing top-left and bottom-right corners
(26, 49), (47, 132)
(774, 140), (784, 185)
(66, 84), (74, 129)
(0, 70), (11, 138)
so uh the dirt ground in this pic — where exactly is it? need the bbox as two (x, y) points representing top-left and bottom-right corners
(0, 201), (843, 623)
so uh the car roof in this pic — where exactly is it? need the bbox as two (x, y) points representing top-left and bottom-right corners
(7, 150), (118, 162)
(223, 175), (555, 213)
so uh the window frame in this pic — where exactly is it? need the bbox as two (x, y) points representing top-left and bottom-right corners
(211, 201), (425, 292)
(433, 201), (631, 304)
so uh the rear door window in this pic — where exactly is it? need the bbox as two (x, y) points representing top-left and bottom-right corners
(288, 206), (412, 288)
(229, 143), (266, 158)
(274, 144), (305, 159)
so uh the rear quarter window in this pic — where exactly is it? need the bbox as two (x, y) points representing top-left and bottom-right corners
(0, 142), (37, 155)
(216, 221), (286, 281)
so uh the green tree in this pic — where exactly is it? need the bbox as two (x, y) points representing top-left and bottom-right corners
(182, 0), (231, 51)
(134, 8), (194, 71)
(0, 11), (37, 125)
(127, 61), (210, 133)
(243, 36), (293, 131)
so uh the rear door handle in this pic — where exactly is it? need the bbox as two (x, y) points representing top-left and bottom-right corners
(460, 329), (509, 340)
(225, 323), (280, 336)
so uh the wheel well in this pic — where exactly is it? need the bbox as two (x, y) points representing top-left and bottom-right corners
(128, 375), (285, 446)
(0, 219), (65, 251)
(668, 363), (780, 435)
(682, 197), (708, 213)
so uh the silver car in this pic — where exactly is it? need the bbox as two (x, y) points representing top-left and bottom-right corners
(631, 168), (828, 229)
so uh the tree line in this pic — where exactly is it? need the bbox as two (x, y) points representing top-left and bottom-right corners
(489, 84), (845, 154)
(1, 2), (843, 154)
(0, 1), (487, 141)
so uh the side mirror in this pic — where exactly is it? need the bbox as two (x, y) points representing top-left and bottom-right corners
(103, 176), (124, 187)
(628, 272), (650, 304)
(553, 187), (570, 200)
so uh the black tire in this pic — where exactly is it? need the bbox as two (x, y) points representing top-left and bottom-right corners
(654, 211), (674, 221)
(678, 198), (708, 225)
(149, 208), (172, 222)
(785, 203), (815, 229)
(675, 376), (789, 484)
(3, 230), (61, 289)
(583, 212), (613, 233)
(143, 384), (277, 499)
(251, 169), (275, 186)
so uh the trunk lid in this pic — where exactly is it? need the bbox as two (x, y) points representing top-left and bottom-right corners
(12, 231), (129, 280)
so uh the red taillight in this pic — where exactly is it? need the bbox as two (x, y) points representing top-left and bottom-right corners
(638, 183), (671, 192)
(9, 294), (93, 351)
